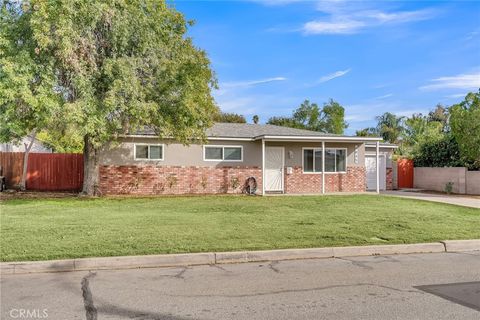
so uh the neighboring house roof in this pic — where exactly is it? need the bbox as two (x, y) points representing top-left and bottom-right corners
(0, 136), (53, 153)
(133, 123), (382, 142)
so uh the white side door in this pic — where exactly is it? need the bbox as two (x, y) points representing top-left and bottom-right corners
(366, 155), (386, 190)
(265, 147), (284, 192)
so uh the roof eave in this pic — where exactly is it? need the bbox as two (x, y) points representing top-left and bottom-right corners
(257, 135), (383, 142)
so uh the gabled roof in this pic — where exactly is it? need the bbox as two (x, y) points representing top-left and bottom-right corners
(133, 123), (382, 142)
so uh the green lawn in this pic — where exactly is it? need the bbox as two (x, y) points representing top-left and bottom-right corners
(1, 195), (479, 262)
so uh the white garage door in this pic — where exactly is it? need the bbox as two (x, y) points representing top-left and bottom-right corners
(366, 155), (386, 191)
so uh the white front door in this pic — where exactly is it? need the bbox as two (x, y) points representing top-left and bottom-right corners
(366, 155), (386, 191)
(265, 147), (284, 192)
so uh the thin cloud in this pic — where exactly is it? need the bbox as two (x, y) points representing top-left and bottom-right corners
(372, 93), (393, 100)
(304, 20), (365, 35)
(444, 93), (467, 99)
(316, 69), (351, 84)
(362, 10), (436, 24)
(420, 72), (480, 90)
(222, 77), (287, 88)
(299, 0), (438, 35)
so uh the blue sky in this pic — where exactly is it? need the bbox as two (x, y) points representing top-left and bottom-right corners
(174, 0), (480, 134)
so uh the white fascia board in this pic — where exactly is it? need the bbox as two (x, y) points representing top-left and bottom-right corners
(258, 135), (382, 142)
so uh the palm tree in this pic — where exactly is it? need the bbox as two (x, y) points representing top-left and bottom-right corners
(376, 112), (405, 143)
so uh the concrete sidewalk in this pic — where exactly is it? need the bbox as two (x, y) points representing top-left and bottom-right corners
(382, 190), (480, 208)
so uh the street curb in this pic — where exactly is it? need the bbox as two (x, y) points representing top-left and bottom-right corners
(440, 239), (480, 252)
(1, 240), (478, 275)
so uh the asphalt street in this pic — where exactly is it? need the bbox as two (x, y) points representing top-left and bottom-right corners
(1, 251), (479, 320)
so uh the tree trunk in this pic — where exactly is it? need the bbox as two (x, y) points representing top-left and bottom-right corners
(82, 136), (100, 196)
(19, 131), (36, 191)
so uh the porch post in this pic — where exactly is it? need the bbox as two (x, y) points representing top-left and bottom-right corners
(322, 141), (325, 194)
(376, 140), (380, 194)
(262, 139), (265, 196)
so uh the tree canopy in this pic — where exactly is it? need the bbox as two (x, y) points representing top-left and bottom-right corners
(450, 90), (480, 168)
(267, 99), (348, 134)
(1, 0), (218, 194)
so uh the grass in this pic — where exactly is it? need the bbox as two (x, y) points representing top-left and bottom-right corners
(1, 194), (479, 262)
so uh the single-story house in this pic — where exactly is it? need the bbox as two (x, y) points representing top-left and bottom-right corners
(98, 123), (396, 195)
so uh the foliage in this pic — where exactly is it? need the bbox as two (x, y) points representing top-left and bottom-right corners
(375, 112), (405, 144)
(450, 90), (480, 168)
(2, 1), (218, 194)
(36, 130), (83, 153)
(252, 115), (259, 124)
(320, 99), (348, 134)
(267, 99), (348, 134)
(0, 1), (62, 145)
(291, 100), (322, 130)
(445, 182), (454, 194)
(402, 113), (444, 156)
(428, 104), (449, 131)
(213, 112), (246, 123)
(413, 134), (463, 167)
(355, 127), (378, 137)
(267, 116), (305, 129)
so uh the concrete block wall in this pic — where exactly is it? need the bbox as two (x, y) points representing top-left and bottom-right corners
(414, 167), (480, 195)
(466, 171), (480, 195)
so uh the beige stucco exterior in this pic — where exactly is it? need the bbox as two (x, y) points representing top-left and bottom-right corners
(98, 137), (365, 168)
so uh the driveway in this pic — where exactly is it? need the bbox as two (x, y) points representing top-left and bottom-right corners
(1, 252), (479, 319)
(382, 190), (480, 208)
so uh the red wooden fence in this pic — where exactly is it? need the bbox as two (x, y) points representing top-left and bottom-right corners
(0, 152), (83, 191)
(397, 159), (414, 189)
(27, 153), (84, 191)
(0, 152), (24, 188)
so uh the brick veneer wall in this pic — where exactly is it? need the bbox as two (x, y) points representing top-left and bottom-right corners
(386, 167), (393, 190)
(99, 165), (262, 195)
(284, 166), (366, 193)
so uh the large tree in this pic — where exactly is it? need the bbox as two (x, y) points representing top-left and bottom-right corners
(2, 1), (217, 195)
(320, 99), (348, 134)
(450, 90), (480, 168)
(291, 100), (321, 130)
(267, 99), (348, 134)
(0, 2), (62, 190)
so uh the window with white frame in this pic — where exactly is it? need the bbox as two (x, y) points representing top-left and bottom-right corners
(134, 144), (164, 160)
(303, 148), (346, 173)
(204, 145), (243, 161)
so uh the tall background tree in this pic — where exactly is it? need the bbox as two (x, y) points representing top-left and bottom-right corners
(450, 90), (480, 168)
(213, 112), (246, 123)
(320, 99), (349, 134)
(375, 112), (405, 144)
(1, 0), (218, 195)
(267, 99), (348, 134)
(252, 115), (259, 124)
